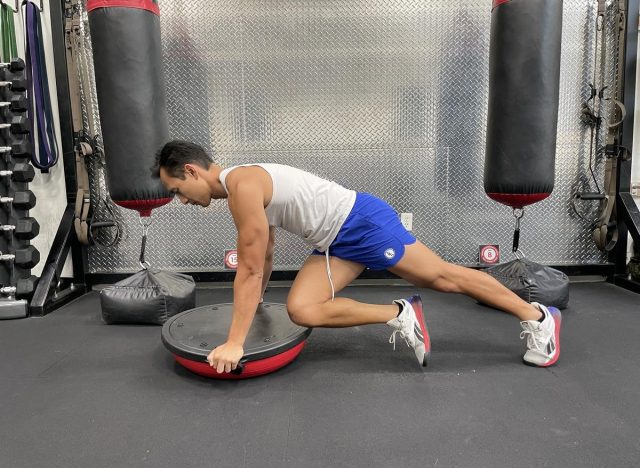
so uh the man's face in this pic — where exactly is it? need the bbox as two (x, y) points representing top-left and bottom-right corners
(159, 165), (211, 207)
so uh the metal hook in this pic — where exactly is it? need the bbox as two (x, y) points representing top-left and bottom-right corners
(138, 215), (153, 237)
(512, 207), (524, 220)
(512, 207), (524, 230)
(0, 0), (19, 13)
(513, 249), (526, 260)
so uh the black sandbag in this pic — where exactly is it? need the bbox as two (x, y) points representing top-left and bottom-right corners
(100, 269), (196, 325)
(484, 258), (569, 309)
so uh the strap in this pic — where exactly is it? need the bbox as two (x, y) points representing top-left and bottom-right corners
(35, 10), (58, 162)
(24, 0), (58, 172)
(69, 0), (97, 137)
(608, 100), (626, 129)
(579, 1), (626, 252)
(73, 142), (92, 244)
(592, 154), (619, 251)
(511, 208), (524, 253)
(64, 4), (83, 134)
(63, 0), (96, 245)
(138, 217), (152, 269)
(64, 0), (124, 244)
(89, 196), (122, 247)
(1, 2), (18, 62)
(592, 1), (626, 251)
(73, 188), (89, 244)
(610, 1), (626, 131)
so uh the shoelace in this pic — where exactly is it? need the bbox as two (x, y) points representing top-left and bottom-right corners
(388, 313), (414, 350)
(520, 321), (551, 353)
(388, 329), (409, 350)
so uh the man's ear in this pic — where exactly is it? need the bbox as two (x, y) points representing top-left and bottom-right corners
(184, 163), (198, 179)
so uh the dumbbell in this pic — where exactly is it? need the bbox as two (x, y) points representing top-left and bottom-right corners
(0, 77), (27, 92)
(0, 163), (35, 182)
(12, 141), (31, 159)
(0, 96), (28, 112)
(0, 190), (36, 210)
(0, 116), (29, 134)
(0, 217), (39, 240)
(0, 58), (25, 73)
(0, 141), (30, 159)
(0, 275), (38, 298)
(0, 245), (39, 268)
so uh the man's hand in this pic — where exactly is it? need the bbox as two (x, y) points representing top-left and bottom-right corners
(207, 342), (244, 374)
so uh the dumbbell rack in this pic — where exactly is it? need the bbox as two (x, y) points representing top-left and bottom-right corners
(0, 59), (39, 319)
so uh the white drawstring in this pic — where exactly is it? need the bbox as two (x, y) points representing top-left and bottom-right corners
(325, 248), (335, 301)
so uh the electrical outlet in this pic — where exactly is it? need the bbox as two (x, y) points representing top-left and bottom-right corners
(400, 212), (413, 231)
(632, 184), (640, 197)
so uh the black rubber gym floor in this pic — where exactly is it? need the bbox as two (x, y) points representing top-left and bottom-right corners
(1, 281), (639, 467)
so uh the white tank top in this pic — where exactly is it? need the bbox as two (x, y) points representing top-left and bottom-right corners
(218, 164), (356, 252)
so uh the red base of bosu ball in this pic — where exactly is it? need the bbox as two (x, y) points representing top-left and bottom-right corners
(162, 303), (312, 380)
(174, 341), (307, 379)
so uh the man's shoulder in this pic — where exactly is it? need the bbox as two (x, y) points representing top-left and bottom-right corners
(225, 165), (266, 187)
(225, 166), (273, 208)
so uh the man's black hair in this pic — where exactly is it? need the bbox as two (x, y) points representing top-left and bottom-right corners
(151, 140), (214, 179)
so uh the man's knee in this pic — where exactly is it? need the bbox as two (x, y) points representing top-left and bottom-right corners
(286, 298), (319, 327)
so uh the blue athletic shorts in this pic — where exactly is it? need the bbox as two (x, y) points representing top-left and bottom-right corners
(312, 192), (416, 270)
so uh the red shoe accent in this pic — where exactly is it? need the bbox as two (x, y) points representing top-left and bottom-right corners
(539, 308), (562, 367)
(411, 295), (431, 355)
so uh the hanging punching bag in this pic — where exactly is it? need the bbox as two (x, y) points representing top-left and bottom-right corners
(484, 0), (563, 209)
(87, 0), (171, 216)
(482, 0), (569, 310)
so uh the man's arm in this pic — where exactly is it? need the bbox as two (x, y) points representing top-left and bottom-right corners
(207, 174), (269, 373)
(260, 227), (276, 302)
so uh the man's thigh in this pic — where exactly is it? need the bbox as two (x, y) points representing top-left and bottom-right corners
(288, 254), (365, 306)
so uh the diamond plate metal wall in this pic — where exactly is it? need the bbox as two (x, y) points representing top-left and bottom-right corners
(84, 0), (617, 273)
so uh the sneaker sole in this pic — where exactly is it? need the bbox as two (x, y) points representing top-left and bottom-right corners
(411, 295), (431, 367)
(523, 307), (562, 368)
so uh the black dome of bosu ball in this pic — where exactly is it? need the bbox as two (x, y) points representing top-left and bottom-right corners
(162, 304), (312, 379)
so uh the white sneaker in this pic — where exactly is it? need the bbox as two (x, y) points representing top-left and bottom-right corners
(387, 295), (430, 366)
(520, 303), (562, 367)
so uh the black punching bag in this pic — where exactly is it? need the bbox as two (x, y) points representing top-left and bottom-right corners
(484, 0), (563, 209)
(88, 0), (171, 216)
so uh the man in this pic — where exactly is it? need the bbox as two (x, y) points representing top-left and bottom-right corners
(152, 140), (561, 374)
